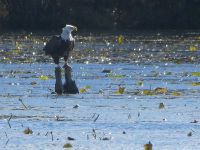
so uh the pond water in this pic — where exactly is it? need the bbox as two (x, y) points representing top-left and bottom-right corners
(0, 31), (200, 149)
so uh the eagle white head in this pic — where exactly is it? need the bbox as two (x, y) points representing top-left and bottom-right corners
(61, 24), (77, 41)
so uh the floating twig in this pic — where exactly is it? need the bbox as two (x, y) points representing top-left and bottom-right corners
(18, 98), (28, 109)
(50, 131), (53, 141)
(4, 132), (8, 138)
(67, 137), (75, 140)
(93, 114), (100, 122)
(45, 132), (49, 136)
(7, 114), (13, 128)
(92, 129), (96, 139)
(138, 112), (140, 117)
(128, 114), (131, 119)
(91, 113), (96, 118)
(4, 139), (9, 148)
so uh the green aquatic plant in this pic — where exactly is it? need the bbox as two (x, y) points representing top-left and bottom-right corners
(192, 82), (200, 86)
(79, 85), (91, 93)
(142, 90), (154, 96)
(192, 72), (200, 76)
(24, 127), (33, 134)
(63, 143), (73, 148)
(114, 86), (125, 94)
(117, 35), (124, 44)
(159, 103), (165, 109)
(107, 73), (125, 79)
(189, 45), (198, 52)
(39, 75), (49, 80)
(154, 87), (168, 94)
(137, 80), (143, 86)
(172, 91), (181, 96)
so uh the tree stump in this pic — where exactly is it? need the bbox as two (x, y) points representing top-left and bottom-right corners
(63, 64), (79, 94)
(55, 66), (63, 94)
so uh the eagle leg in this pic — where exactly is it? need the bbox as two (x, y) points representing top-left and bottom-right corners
(63, 55), (71, 70)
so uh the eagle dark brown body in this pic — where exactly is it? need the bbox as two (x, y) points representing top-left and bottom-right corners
(43, 36), (74, 64)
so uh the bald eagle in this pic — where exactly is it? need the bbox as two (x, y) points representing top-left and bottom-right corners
(43, 24), (77, 65)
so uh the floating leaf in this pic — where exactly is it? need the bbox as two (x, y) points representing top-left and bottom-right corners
(189, 46), (197, 52)
(80, 88), (87, 93)
(118, 35), (124, 44)
(133, 90), (140, 95)
(174, 60), (182, 64)
(79, 85), (91, 93)
(24, 127), (33, 134)
(192, 82), (200, 86)
(154, 87), (167, 94)
(39, 75), (49, 80)
(192, 72), (200, 76)
(107, 73), (125, 78)
(114, 86), (125, 94)
(137, 80), (143, 86)
(172, 91), (181, 96)
(142, 90), (154, 95)
(159, 102), (165, 109)
(63, 143), (73, 148)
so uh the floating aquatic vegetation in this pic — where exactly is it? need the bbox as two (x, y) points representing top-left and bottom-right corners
(107, 73), (125, 79)
(192, 82), (200, 86)
(133, 90), (140, 95)
(80, 88), (87, 93)
(24, 127), (33, 134)
(79, 85), (91, 93)
(192, 72), (200, 76)
(154, 87), (168, 94)
(73, 104), (79, 109)
(63, 143), (73, 148)
(189, 45), (198, 52)
(137, 80), (143, 86)
(142, 90), (154, 96)
(39, 75), (49, 80)
(159, 102), (165, 109)
(117, 35), (124, 44)
(172, 91), (181, 96)
(114, 86), (125, 94)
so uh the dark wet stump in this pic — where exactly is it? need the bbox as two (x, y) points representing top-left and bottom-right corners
(54, 65), (79, 94)
(55, 66), (63, 94)
(63, 64), (79, 94)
